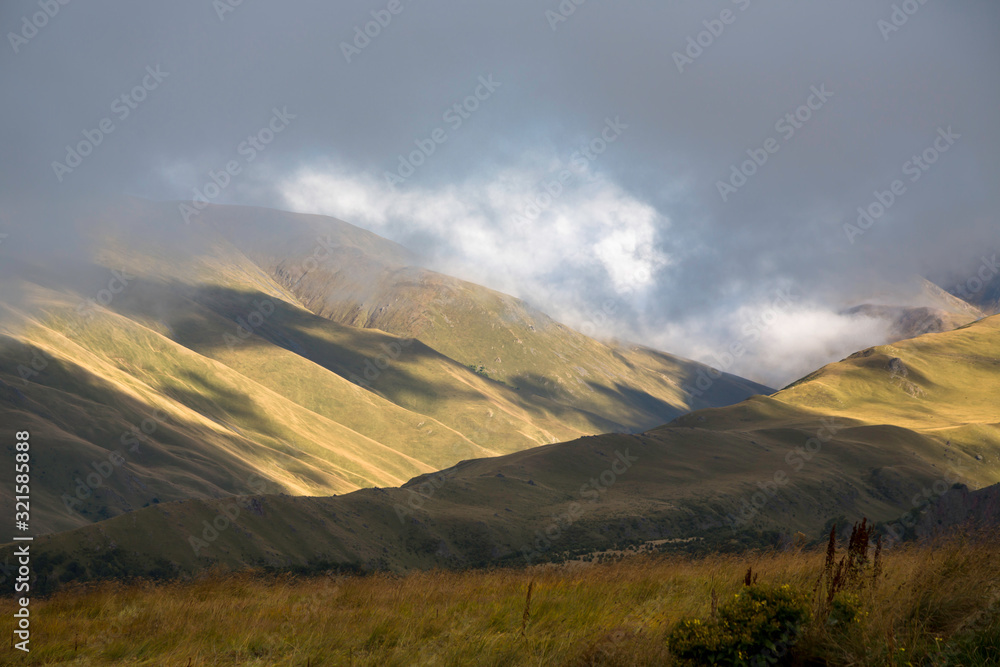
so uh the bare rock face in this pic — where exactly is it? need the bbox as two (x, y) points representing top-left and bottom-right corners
(886, 356), (924, 396)
(845, 304), (978, 341)
(910, 482), (1000, 541)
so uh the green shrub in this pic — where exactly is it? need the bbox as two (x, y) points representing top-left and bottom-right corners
(669, 584), (811, 666)
(827, 591), (863, 630)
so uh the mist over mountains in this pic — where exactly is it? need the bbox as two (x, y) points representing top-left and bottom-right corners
(0, 199), (775, 535)
(3, 1), (998, 387)
(5, 2), (1000, 663)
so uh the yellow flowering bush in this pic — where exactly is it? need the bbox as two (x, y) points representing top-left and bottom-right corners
(668, 584), (811, 665)
(827, 591), (863, 630)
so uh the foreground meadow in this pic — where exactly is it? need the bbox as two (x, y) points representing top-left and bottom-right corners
(4, 533), (1000, 666)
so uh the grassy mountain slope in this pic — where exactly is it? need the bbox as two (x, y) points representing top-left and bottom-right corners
(192, 202), (771, 428)
(11, 315), (999, 587)
(776, 317), (1000, 455)
(0, 200), (769, 535)
(0, 283), (605, 535)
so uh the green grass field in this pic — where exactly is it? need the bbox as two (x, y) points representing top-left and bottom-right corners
(4, 533), (999, 666)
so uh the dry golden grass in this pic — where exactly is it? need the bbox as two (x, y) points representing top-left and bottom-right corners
(4, 534), (1000, 666)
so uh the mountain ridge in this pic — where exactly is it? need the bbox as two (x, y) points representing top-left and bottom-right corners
(8, 313), (998, 589)
(0, 200), (770, 535)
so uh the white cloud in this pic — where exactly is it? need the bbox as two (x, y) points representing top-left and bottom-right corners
(651, 300), (894, 388)
(279, 158), (671, 323)
(279, 161), (920, 389)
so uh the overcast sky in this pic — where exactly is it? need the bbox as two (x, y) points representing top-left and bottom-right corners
(2, 0), (998, 386)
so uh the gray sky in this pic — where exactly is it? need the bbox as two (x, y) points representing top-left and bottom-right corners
(2, 0), (998, 386)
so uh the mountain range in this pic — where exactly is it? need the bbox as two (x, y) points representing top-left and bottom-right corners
(2, 200), (996, 590)
(0, 199), (768, 535)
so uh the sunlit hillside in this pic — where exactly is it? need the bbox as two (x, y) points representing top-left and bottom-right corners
(0, 201), (768, 534)
(8, 314), (997, 587)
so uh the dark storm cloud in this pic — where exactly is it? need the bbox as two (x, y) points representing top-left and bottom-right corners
(1, 0), (997, 384)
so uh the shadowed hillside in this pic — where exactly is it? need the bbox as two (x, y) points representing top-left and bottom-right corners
(0, 200), (769, 534)
(8, 314), (998, 588)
